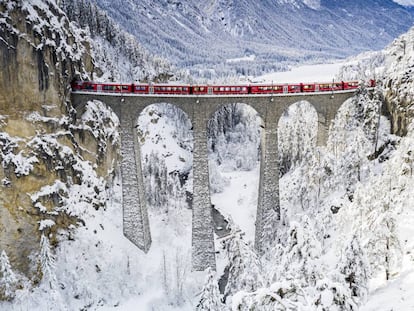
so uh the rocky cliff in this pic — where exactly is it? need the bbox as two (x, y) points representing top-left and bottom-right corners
(0, 0), (117, 291)
(382, 27), (414, 136)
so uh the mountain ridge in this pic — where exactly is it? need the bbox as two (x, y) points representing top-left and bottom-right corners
(95, 0), (414, 80)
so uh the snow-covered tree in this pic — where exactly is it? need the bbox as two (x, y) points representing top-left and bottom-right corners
(271, 218), (323, 287)
(196, 268), (224, 311)
(223, 229), (263, 301)
(40, 234), (57, 289)
(278, 101), (317, 175)
(0, 250), (18, 301)
(338, 235), (369, 305)
(208, 103), (261, 172)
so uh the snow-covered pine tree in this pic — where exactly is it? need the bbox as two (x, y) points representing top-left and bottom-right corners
(40, 234), (57, 289)
(338, 235), (369, 306)
(196, 268), (224, 311)
(314, 276), (358, 310)
(223, 229), (263, 302)
(276, 218), (323, 287)
(0, 250), (18, 301)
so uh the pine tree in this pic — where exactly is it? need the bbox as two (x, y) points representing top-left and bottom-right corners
(0, 250), (18, 300)
(223, 229), (263, 301)
(277, 218), (322, 286)
(196, 268), (224, 311)
(338, 235), (369, 305)
(40, 234), (57, 289)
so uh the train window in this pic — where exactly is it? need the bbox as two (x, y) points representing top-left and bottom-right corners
(183, 87), (188, 91)
(122, 86), (128, 90)
(231, 87), (235, 91)
(242, 87), (247, 91)
(225, 87), (230, 91)
(200, 87), (205, 91)
(303, 85), (312, 89)
(220, 87), (225, 91)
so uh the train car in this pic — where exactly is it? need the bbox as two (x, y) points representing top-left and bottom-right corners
(191, 85), (209, 95)
(250, 84), (284, 94)
(343, 81), (359, 90)
(287, 84), (302, 93)
(98, 83), (133, 93)
(133, 84), (150, 94)
(211, 85), (249, 95)
(71, 81), (97, 91)
(316, 82), (343, 92)
(152, 85), (190, 95)
(301, 83), (316, 93)
(72, 81), (134, 93)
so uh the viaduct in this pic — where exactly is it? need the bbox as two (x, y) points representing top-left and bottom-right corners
(71, 90), (358, 271)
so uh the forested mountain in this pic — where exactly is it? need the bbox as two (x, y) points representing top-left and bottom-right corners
(94, 0), (414, 80)
(60, 0), (181, 82)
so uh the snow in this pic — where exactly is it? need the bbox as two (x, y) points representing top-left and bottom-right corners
(211, 168), (259, 242)
(254, 61), (349, 83)
(393, 0), (414, 6)
(226, 55), (256, 63)
(361, 270), (414, 311)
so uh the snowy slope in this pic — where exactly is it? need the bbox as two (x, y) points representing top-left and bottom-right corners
(60, 0), (180, 82)
(95, 0), (414, 79)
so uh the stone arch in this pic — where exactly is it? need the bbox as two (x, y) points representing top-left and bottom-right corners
(207, 102), (264, 241)
(277, 100), (318, 175)
(135, 102), (194, 212)
(326, 96), (365, 155)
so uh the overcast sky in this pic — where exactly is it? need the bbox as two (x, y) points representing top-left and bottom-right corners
(393, 0), (414, 6)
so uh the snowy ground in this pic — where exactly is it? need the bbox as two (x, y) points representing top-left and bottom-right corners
(253, 61), (352, 83)
(211, 168), (259, 243)
(361, 271), (414, 311)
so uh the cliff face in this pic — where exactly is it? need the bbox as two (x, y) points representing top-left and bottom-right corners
(0, 0), (117, 284)
(382, 27), (414, 136)
(0, 0), (93, 116)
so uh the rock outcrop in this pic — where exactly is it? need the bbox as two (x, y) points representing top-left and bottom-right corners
(0, 0), (117, 284)
(382, 27), (414, 136)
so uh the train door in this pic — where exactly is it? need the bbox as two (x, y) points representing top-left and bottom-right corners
(315, 84), (319, 92)
(283, 85), (288, 94)
(208, 86), (213, 95)
(149, 86), (154, 94)
(97, 84), (102, 92)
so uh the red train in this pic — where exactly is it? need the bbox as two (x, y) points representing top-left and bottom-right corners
(71, 80), (375, 95)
